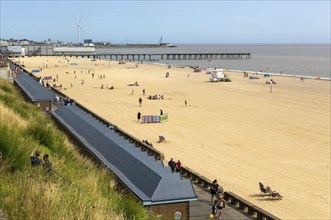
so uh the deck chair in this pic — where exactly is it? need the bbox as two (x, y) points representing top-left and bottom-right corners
(266, 186), (283, 200)
(259, 182), (268, 195)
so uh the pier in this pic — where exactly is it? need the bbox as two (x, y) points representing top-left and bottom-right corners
(6, 45), (251, 60)
(70, 52), (251, 61)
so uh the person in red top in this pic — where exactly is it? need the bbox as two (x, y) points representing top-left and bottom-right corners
(175, 160), (182, 173)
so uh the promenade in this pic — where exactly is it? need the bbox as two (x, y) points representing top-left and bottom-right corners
(190, 185), (249, 220)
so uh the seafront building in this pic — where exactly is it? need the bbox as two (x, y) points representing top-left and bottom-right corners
(53, 46), (96, 56)
(0, 39), (97, 56)
(3, 44), (96, 57)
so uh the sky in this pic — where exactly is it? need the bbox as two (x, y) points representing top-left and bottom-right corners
(0, 0), (330, 44)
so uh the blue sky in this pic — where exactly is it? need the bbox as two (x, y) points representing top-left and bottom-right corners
(0, 1), (330, 43)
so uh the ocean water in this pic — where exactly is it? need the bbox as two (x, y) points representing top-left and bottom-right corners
(97, 44), (331, 78)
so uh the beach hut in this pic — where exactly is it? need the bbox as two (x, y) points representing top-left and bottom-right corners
(52, 105), (197, 219)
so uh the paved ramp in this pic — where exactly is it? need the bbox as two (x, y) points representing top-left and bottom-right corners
(0, 68), (13, 82)
(190, 184), (250, 220)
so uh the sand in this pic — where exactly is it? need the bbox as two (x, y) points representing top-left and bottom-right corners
(13, 56), (331, 219)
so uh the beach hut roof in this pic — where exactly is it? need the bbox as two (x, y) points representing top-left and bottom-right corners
(14, 73), (54, 102)
(51, 105), (197, 205)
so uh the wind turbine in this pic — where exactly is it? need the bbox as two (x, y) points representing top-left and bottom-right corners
(77, 17), (85, 44)
(160, 34), (163, 44)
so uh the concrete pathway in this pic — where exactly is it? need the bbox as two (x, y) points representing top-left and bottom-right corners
(190, 184), (250, 220)
(0, 68), (13, 82)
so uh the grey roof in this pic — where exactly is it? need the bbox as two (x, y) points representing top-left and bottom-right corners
(52, 105), (197, 205)
(14, 73), (54, 102)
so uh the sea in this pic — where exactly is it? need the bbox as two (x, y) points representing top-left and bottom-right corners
(97, 44), (331, 79)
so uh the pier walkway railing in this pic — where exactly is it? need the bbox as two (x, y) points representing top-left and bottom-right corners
(34, 52), (251, 60)
(95, 52), (252, 60)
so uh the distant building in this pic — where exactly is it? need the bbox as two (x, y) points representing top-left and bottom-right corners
(0, 40), (9, 53)
(0, 40), (9, 47)
(84, 39), (93, 44)
(7, 45), (25, 56)
(20, 40), (30, 45)
(53, 46), (96, 56)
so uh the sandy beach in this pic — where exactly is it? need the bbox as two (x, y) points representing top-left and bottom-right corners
(12, 56), (330, 219)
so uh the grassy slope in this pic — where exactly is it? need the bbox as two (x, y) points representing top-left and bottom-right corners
(0, 78), (148, 220)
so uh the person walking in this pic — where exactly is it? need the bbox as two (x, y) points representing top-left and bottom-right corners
(210, 179), (219, 202)
(160, 109), (163, 115)
(137, 112), (141, 121)
(175, 160), (182, 173)
(139, 97), (142, 107)
(211, 199), (218, 219)
(168, 158), (176, 173)
(216, 195), (227, 219)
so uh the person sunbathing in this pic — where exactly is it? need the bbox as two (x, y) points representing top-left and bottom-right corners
(128, 81), (139, 86)
(266, 186), (283, 199)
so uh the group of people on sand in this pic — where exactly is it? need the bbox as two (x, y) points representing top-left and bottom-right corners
(30, 148), (53, 174)
(210, 179), (227, 219)
(92, 74), (105, 79)
(168, 158), (182, 173)
(100, 84), (114, 90)
(148, 94), (164, 100)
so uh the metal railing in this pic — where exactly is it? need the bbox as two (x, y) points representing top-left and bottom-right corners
(224, 191), (281, 220)
(180, 167), (280, 220)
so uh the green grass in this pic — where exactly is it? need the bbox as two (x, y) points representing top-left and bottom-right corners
(0, 80), (12, 93)
(0, 78), (149, 220)
(0, 123), (28, 171)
